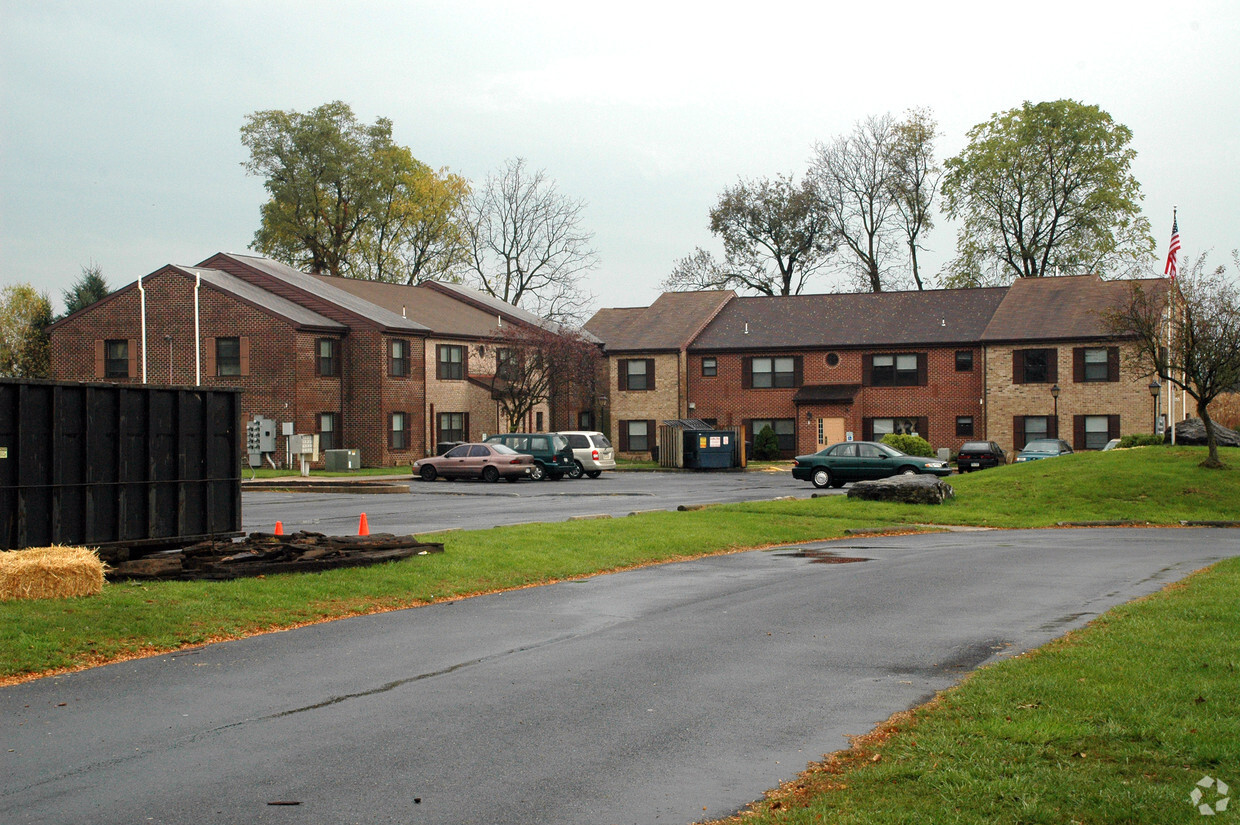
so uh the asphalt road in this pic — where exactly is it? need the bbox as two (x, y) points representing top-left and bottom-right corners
(5, 527), (1237, 825)
(241, 469), (812, 536)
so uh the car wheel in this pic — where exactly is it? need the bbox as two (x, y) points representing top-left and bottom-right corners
(419, 465), (437, 482)
(567, 461), (584, 479)
(586, 470), (602, 479)
(482, 465), (500, 483)
(899, 467), (918, 475)
(528, 463), (546, 481)
(811, 468), (831, 489)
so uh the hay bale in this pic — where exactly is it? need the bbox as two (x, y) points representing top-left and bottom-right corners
(0, 545), (106, 601)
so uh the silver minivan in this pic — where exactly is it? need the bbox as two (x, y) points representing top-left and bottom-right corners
(557, 431), (616, 478)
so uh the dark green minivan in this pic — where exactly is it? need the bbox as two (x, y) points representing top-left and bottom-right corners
(483, 433), (576, 481)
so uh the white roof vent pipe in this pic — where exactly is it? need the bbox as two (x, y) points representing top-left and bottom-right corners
(743, 322), (749, 335)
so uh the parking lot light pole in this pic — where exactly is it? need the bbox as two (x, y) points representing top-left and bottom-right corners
(1050, 383), (1060, 433)
(1149, 380), (1161, 436)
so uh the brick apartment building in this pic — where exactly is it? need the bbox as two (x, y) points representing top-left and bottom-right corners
(49, 253), (597, 467)
(585, 275), (1175, 459)
(585, 291), (733, 452)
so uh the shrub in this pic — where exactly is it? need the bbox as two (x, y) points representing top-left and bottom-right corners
(880, 433), (934, 457)
(753, 425), (782, 460)
(1119, 433), (1166, 448)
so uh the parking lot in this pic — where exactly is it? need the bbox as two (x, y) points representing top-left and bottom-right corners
(241, 467), (823, 535)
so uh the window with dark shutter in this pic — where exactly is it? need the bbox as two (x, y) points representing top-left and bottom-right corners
(216, 337), (241, 377)
(437, 345), (465, 380)
(318, 412), (338, 451)
(316, 338), (339, 377)
(104, 339), (129, 378)
(390, 339), (410, 378)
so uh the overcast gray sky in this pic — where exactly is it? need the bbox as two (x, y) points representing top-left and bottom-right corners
(3, 1), (1238, 316)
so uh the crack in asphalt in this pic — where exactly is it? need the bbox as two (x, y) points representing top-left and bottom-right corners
(0, 633), (581, 801)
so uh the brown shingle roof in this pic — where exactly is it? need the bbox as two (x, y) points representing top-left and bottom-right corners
(584, 291), (735, 352)
(308, 276), (505, 339)
(690, 287), (1008, 351)
(202, 253), (430, 334)
(980, 275), (1169, 343)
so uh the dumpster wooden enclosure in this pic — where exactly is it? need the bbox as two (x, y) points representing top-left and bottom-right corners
(0, 378), (243, 551)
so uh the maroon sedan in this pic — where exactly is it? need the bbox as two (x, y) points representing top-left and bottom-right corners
(414, 443), (534, 483)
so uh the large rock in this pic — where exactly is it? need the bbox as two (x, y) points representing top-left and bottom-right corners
(846, 474), (955, 504)
(1169, 418), (1240, 447)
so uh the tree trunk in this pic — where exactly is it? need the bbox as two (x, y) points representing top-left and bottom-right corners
(909, 239), (924, 291)
(1197, 399), (1223, 468)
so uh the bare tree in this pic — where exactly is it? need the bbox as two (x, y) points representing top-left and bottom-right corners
(1102, 252), (1240, 468)
(461, 158), (597, 323)
(887, 108), (942, 290)
(487, 322), (602, 432)
(662, 174), (836, 296)
(812, 114), (901, 292)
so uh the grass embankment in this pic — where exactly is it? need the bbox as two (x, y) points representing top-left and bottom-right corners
(2, 447), (1236, 687)
(705, 555), (1240, 825)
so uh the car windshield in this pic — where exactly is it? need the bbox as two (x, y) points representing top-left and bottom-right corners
(1022, 440), (1059, 453)
(960, 442), (991, 452)
(491, 444), (518, 455)
(875, 442), (904, 457)
(551, 435), (568, 450)
(591, 434), (612, 448)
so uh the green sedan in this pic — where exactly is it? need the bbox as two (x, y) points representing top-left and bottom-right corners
(792, 440), (953, 489)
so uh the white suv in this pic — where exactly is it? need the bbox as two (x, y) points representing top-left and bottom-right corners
(557, 431), (616, 479)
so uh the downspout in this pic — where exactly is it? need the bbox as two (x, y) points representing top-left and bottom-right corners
(138, 273), (148, 383)
(194, 272), (201, 385)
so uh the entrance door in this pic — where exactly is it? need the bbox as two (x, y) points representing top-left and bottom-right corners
(816, 417), (845, 450)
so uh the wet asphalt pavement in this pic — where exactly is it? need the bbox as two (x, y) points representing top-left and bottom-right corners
(4, 527), (1237, 824)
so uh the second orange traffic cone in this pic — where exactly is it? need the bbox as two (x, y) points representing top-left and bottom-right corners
(358, 513), (369, 536)
(274, 521), (284, 535)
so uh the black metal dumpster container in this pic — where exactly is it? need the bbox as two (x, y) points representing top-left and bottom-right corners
(682, 429), (736, 469)
(0, 378), (243, 551)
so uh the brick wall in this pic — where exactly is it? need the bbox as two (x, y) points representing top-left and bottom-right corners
(686, 346), (985, 455)
(50, 268), (308, 452)
(48, 268), (434, 468)
(608, 352), (683, 456)
(984, 341), (1156, 454)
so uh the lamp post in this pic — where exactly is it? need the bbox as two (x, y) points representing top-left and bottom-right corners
(1149, 380), (1161, 436)
(164, 334), (173, 384)
(1050, 383), (1060, 435)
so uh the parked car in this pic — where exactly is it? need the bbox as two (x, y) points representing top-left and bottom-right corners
(414, 442), (533, 482)
(483, 432), (576, 481)
(1102, 438), (1121, 451)
(1014, 439), (1075, 462)
(556, 431), (616, 478)
(956, 440), (1006, 472)
(791, 441), (952, 489)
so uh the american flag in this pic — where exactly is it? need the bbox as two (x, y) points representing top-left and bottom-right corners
(1164, 215), (1180, 279)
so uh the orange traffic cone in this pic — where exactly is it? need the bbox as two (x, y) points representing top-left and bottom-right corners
(274, 521), (284, 535)
(358, 513), (369, 536)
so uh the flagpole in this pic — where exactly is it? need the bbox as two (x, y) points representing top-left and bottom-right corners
(1165, 207), (1179, 444)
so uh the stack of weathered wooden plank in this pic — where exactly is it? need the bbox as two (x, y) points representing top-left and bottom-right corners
(108, 531), (444, 581)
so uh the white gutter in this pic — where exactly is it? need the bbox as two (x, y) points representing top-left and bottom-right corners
(138, 273), (148, 383)
(195, 272), (202, 386)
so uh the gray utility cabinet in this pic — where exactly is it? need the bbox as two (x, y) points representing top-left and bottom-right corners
(323, 449), (361, 471)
